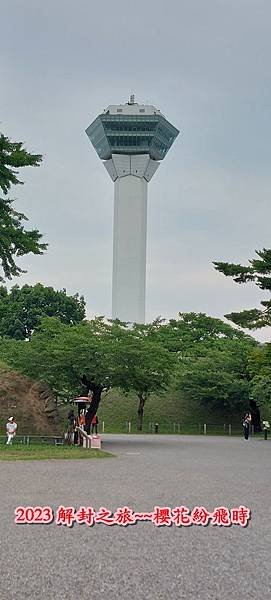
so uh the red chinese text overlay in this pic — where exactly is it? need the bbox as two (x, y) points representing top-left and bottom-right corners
(14, 505), (251, 527)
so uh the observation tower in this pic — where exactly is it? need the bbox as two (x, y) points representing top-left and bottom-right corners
(86, 95), (179, 323)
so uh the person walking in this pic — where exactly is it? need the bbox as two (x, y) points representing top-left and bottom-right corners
(243, 412), (251, 440)
(6, 417), (17, 445)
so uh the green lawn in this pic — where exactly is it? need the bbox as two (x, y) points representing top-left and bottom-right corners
(77, 389), (247, 434)
(0, 443), (113, 461)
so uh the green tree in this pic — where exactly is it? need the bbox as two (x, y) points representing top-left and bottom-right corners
(116, 325), (174, 430)
(0, 283), (86, 339)
(0, 133), (47, 281)
(249, 344), (271, 408)
(176, 339), (254, 411)
(147, 313), (255, 412)
(213, 248), (271, 329)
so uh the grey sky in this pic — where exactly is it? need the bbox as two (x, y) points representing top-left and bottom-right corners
(1, 0), (271, 340)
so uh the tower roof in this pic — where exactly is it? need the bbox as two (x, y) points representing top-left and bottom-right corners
(103, 94), (165, 117)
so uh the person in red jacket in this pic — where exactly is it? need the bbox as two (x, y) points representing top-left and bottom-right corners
(91, 414), (98, 435)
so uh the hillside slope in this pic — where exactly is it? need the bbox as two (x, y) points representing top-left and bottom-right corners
(0, 363), (60, 436)
(94, 388), (243, 433)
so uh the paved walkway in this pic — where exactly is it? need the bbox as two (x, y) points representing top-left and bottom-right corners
(1, 434), (270, 599)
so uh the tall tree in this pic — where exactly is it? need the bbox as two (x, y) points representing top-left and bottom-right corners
(116, 325), (174, 430)
(0, 283), (86, 339)
(213, 248), (271, 329)
(0, 133), (47, 281)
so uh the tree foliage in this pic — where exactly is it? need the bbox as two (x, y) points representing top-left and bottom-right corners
(249, 344), (271, 407)
(0, 312), (257, 426)
(0, 283), (86, 339)
(151, 312), (251, 353)
(0, 317), (174, 428)
(213, 249), (271, 329)
(176, 339), (254, 410)
(114, 325), (174, 429)
(0, 133), (47, 281)
(149, 313), (256, 411)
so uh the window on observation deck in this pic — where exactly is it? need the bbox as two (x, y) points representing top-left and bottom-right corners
(86, 113), (179, 160)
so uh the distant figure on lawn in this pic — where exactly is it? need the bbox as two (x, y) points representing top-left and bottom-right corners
(91, 414), (99, 435)
(243, 413), (252, 440)
(6, 416), (17, 445)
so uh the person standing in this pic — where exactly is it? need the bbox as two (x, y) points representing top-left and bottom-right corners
(79, 410), (86, 430)
(243, 412), (251, 440)
(91, 414), (98, 435)
(6, 417), (17, 445)
(67, 409), (76, 445)
(85, 408), (92, 435)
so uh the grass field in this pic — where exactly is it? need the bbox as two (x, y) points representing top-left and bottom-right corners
(61, 388), (244, 434)
(0, 443), (112, 461)
(95, 389), (271, 434)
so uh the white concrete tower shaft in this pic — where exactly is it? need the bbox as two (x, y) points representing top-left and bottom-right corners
(113, 176), (147, 323)
(104, 154), (159, 323)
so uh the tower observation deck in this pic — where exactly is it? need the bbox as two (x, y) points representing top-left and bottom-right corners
(86, 96), (179, 323)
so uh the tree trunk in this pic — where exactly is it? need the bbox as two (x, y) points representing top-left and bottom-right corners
(88, 386), (102, 420)
(137, 394), (146, 431)
(81, 376), (103, 431)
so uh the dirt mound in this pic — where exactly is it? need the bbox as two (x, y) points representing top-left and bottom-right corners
(0, 365), (61, 436)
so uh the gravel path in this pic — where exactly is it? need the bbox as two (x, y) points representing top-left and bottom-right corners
(1, 434), (270, 600)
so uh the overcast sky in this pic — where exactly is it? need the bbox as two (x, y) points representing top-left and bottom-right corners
(1, 0), (271, 340)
